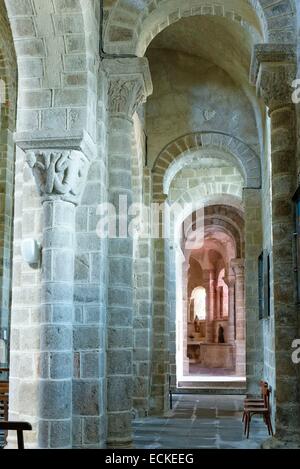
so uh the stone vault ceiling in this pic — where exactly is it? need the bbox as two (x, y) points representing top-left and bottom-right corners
(148, 15), (253, 88)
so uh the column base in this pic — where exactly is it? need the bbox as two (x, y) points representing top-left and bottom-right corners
(262, 436), (300, 449)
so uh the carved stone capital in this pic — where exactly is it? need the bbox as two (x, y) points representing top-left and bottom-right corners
(231, 259), (245, 278)
(224, 267), (236, 288)
(251, 44), (297, 113)
(103, 58), (153, 119)
(26, 149), (90, 205)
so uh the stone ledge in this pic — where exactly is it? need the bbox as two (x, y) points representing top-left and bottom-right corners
(14, 130), (97, 162)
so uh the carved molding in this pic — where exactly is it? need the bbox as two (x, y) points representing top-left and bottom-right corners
(26, 149), (90, 205)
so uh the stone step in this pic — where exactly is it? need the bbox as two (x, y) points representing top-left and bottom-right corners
(172, 387), (246, 396)
(175, 381), (246, 395)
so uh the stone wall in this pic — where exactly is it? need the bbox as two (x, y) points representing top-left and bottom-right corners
(0, 3), (17, 362)
(168, 164), (244, 203)
(5, 0), (103, 448)
(146, 49), (259, 169)
(9, 146), (43, 447)
(2, 0), (299, 450)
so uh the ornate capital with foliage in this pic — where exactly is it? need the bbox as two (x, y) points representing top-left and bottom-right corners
(108, 78), (146, 117)
(104, 57), (153, 119)
(258, 63), (296, 113)
(26, 149), (90, 205)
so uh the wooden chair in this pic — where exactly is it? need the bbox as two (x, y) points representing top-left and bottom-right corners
(0, 422), (32, 450)
(243, 384), (273, 439)
(242, 381), (268, 423)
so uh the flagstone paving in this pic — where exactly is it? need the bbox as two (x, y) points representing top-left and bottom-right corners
(133, 395), (267, 449)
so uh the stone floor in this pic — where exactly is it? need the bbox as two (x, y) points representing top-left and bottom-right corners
(189, 365), (238, 376)
(133, 395), (268, 449)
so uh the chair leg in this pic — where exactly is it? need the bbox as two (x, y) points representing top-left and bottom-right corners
(266, 414), (274, 437)
(244, 412), (249, 436)
(247, 414), (252, 439)
(4, 401), (8, 447)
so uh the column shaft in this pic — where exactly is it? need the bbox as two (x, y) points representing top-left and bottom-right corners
(39, 200), (75, 448)
(244, 189), (263, 393)
(104, 57), (152, 443)
(232, 260), (246, 376)
(224, 274), (236, 344)
(203, 270), (215, 343)
(270, 105), (299, 438)
(252, 49), (300, 443)
(107, 116), (134, 445)
(24, 148), (89, 449)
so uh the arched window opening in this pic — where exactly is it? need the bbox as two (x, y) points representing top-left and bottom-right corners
(191, 287), (206, 321)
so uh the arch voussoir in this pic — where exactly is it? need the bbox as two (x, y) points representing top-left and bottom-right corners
(153, 132), (261, 197)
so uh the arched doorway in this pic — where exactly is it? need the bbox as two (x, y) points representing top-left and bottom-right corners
(174, 202), (246, 386)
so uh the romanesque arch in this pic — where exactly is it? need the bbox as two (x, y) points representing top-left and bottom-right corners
(104, 0), (296, 55)
(152, 132), (261, 200)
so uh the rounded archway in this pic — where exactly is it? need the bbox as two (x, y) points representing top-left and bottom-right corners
(104, 0), (297, 55)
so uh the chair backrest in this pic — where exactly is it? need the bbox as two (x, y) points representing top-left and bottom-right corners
(262, 384), (271, 409)
(259, 380), (268, 397)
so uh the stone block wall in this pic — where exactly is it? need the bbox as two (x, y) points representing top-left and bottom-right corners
(0, 129), (15, 352)
(5, 0), (104, 448)
(9, 146), (43, 447)
(4, 0), (97, 143)
(0, 5), (17, 360)
(168, 165), (244, 204)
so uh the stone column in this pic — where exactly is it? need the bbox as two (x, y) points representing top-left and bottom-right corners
(182, 260), (190, 377)
(203, 270), (215, 343)
(232, 259), (246, 376)
(224, 270), (236, 345)
(252, 44), (300, 446)
(26, 149), (89, 448)
(150, 195), (170, 414)
(104, 58), (152, 445)
(216, 287), (221, 320)
(232, 260), (245, 341)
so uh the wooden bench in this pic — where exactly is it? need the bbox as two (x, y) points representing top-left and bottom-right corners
(0, 422), (32, 450)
